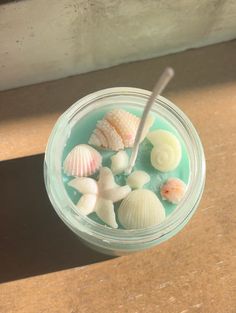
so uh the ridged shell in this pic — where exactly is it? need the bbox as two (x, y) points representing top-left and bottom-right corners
(160, 178), (187, 204)
(147, 130), (181, 172)
(89, 109), (154, 151)
(63, 144), (102, 177)
(118, 189), (166, 229)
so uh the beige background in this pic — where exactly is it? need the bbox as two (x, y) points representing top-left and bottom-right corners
(1, 0), (236, 91)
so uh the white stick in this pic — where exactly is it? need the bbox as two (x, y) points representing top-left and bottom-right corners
(125, 67), (175, 175)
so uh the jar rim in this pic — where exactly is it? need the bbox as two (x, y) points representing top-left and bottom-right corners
(44, 87), (206, 246)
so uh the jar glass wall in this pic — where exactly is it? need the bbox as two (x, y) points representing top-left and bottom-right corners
(44, 87), (206, 256)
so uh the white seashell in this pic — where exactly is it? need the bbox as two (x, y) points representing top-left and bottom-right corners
(127, 171), (150, 189)
(101, 185), (131, 203)
(111, 150), (129, 175)
(63, 144), (102, 177)
(89, 109), (154, 151)
(118, 189), (166, 229)
(98, 167), (118, 190)
(68, 177), (98, 194)
(76, 194), (97, 215)
(147, 130), (181, 172)
(160, 178), (187, 204)
(95, 198), (118, 228)
(98, 167), (131, 202)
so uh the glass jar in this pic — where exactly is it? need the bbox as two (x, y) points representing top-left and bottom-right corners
(44, 87), (206, 256)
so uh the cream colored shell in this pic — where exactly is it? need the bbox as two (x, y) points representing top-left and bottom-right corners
(111, 150), (129, 175)
(126, 170), (150, 189)
(147, 130), (181, 172)
(118, 189), (166, 229)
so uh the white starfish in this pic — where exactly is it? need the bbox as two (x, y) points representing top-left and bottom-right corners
(68, 167), (131, 228)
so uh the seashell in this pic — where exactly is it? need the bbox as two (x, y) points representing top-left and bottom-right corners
(127, 170), (150, 189)
(68, 167), (130, 228)
(63, 144), (102, 177)
(98, 167), (118, 190)
(160, 178), (187, 204)
(89, 109), (154, 151)
(111, 150), (129, 175)
(147, 130), (181, 172)
(96, 119), (124, 151)
(101, 185), (131, 203)
(68, 177), (98, 194)
(98, 167), (131, 202)
(118, 189), (166, 229)
(76, 194), (97, 215)
(95, 198), (118, 228)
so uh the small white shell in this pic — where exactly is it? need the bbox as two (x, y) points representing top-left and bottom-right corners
(95, 198), (118, 228)
(127, 171), (150, 189)
(118, 189), (166, 229)
(76, 194), (97, 215)
(101, 185), (131, 203)
(111, 150), (129, 174)
(147, 130), (181, 172)
(98, 167), (117, 190)
(63, 144), (102, 177)
(68, 177), (98, 194)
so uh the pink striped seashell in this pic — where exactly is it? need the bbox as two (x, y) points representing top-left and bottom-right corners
(63, 144), (102, 177)
(160, 178), (187, 204)
(89, 109), (154, 151)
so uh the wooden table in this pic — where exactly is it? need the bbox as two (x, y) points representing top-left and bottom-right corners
(0, 41), (236, 313)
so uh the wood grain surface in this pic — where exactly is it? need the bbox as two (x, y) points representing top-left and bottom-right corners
(0, 41), (236, 312)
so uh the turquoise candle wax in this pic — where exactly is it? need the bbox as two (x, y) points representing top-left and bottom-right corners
(62, 105), (190, 228)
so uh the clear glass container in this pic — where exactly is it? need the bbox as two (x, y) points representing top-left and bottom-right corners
(44, 87), (206, 256)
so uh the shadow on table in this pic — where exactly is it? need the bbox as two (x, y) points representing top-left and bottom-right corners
(0, 154), (113, 284)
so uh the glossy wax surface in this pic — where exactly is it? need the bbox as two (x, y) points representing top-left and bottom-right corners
(62, 106), (190, 227)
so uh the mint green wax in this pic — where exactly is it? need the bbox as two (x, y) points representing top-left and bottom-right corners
(62, 105), (190, 227)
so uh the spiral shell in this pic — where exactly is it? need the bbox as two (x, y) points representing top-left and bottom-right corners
(147, 130), (181, 172)
(63, 144), (102, 177)
(89, 109), (154, 151)
(118, 189), (166, 229)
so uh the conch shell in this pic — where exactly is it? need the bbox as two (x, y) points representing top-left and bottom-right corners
(89, 109), (154, 151)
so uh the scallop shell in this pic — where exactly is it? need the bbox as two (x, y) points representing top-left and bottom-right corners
(127, 171), (150, 189)
(89, 109), (154, 151)
(63, 144), (102, 177)
(147, 130), (181, 172)
(111, 150), (129, 175)
(118, 189), (166, 229)
(160, 178), (187, 204)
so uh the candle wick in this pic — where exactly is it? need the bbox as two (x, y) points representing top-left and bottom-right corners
(125, 67), (175, 175)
